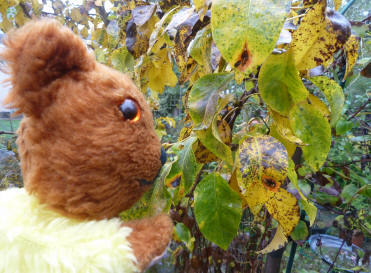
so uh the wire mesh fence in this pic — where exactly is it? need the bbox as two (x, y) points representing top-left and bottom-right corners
(0, 112), (22, 190)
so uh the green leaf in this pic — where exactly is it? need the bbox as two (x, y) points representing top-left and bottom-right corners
(166, 137), (202, 200)
(310, 76), (344, 127)
(188, 26), (213, 73)
(194, 173), (242, 250)
(341, 184), (359, 203)
(95, 48), (107, 64)
(288, 160), (317, 226)
(196, 118), (233, 166)
(110, 48), (135, 73)
(358, 185), (371, 199)
(120, 162), (172, 221)
(315, 191), (340, 206)
(291, 220), (309, 241)
(175, 223), (193, 250)
(289, 101), (331, 171)
(211, 0), (289, 72)
(335, 118), (353, 135)
(189, 73), (233, 129)
(259, 52), (309, 116)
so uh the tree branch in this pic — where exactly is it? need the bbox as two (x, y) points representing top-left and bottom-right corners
(96, 5), (110, 27)
(347, 98), (370, 121)
(0, 131), (16, 135)
(19, 2), (32, 19)
(226, 83), (258, 130)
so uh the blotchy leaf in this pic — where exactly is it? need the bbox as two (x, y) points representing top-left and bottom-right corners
(291, 0), (351, 71)
(238, 135), (289, 190)
(211, 0), (289, 72)
(265, 188), (300, 236)
(259, 52), (308, 116)
(334, 0), (342, 10)
(310, 76), (344, 127)
(189, 73), (233, 129)
(194, 173), (242, 250)
(257, 225), (288, 254)
(289, 101), (331, 171)
(343, 35), (360, 80)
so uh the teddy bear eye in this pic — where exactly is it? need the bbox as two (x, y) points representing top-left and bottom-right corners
(119, 99), (141, 123)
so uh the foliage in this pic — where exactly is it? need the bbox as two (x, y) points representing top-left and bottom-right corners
(1, 0), (370, 272)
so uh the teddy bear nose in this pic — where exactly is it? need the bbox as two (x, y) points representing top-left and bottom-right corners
(160, 147), (167, 166)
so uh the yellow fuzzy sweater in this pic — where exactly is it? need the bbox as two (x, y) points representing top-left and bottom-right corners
(0, 188), (139, 273)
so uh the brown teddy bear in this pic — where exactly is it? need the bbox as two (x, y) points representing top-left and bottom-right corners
(0, 19), (173, 273)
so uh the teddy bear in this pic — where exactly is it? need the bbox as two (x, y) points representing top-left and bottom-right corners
(0, 19), (173, 273)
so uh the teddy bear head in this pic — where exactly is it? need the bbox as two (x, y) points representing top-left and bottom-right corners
(1, 20), (165, 220)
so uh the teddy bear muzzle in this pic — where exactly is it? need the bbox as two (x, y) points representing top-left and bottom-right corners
(138, 147), (167, 187)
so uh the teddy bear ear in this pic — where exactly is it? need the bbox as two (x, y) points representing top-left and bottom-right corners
(0, 19), (95, 117)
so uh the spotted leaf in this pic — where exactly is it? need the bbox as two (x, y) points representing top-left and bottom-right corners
(211, 0), (289, 73)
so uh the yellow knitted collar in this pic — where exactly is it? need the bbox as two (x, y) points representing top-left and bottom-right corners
(0, 187), (138, 273)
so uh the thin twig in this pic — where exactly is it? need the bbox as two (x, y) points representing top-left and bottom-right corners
(326, 239), (345, 273)
(286, 14), (306, 21)
(185, 165), (206, 200)
(347, 98), (371, 121)
(327, 158), (371, 167)
(19, 2), (32, 18)
(0, 131), (16, 135)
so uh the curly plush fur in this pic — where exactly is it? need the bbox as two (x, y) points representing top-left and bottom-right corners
(0, 19), (173, 271)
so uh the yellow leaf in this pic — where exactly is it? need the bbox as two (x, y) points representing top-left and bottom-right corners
(257, 225), (288, 254)
(265, 188), (300, 236)
(80, 27), (89, 38)
(236, 135), (300, 241)
(270, 124), (297, 158)
(211, 0), (288, 73)
(15, 7), (28, 27)
(291, 0), (351, 71)
(237, 135), (289, 215)
(270, 110), (304, 145)
(70, 8), (82, 22)
(308, 94), (330, 120)
(147, 48), (178, 93)
(343, 35), (360, 80)
(194, 140), (219, 164)
(229, 171), (248, 208)
(334, 0), (342, 10)
(238, 135), (289, 188)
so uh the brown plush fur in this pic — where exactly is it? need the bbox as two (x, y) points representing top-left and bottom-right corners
(1, 19), (173, 271)
(125, 214), (173, 271)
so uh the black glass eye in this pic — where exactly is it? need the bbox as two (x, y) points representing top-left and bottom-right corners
(119, 99), (141, 122)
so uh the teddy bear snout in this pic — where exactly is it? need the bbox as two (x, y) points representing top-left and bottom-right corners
(138, 147), (167, 187)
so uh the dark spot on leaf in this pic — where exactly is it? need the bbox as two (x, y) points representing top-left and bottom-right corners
(234, 43), (251, 72)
